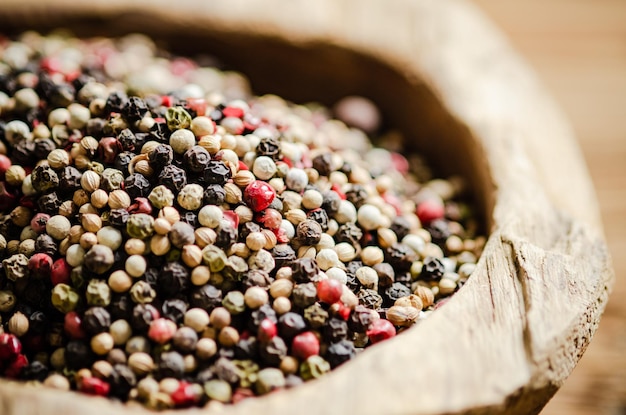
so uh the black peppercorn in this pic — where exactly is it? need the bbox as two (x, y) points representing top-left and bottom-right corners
(256, 137), (281, 161)
(322, 190), (341, 215)
(290, 258), (319, 284)
(324, 317), (348, 342)
(348, 305), (374, 333)
(157, 351), (185, 379)
(325, 339), (356, 368)
(203, 184), (226, 206)
(131, 304), (159, 333)
(149, 144), (173, 172)
(383, 283), (412, 307)
(190, 284), (222, 311)
(271, 244), (296, 270)
(105, 91), (129, 115)
(161, 298), (188, 324)
(86, 118), (106, 138)
(426, 219), (451, 247)
(37, 192), (62, 216)
(390, 216), (411, 241)
(108, 209), (129, 228)
(33, 139), (56, 160)
(312, 153), (332, 176)
(117, 128), (136, 151)
(20, 360), (49, 382)
(180, 211), (199, 228)
(31, 165), (59, 193)
(306, 208), (329, 232)
(122, 96), (149, 122)
(203, 160), (231, 185)
(215, 223), (237, 249)
(335, 223), (363, 249)
(278, 312), (307, 340)
(248, 303), (277, 332)
(184, 146), (211, 173)
(357, 288), (383, 310)
(124, 173), (151, 199)
(345, 185), (368, 209)
(109, 364), (136, 401)
(159, 164), (187, 193)
(158, 262), (190, 297)
(173, 326), (198, 354)
(83, 307), (111, 335)
(10, 140), (35, 165)
(259, 335), (287, 367)
(59, 166), (82, 192)
(213, 357), (240, 384)
(296, 220), (322, 246)
(385, 243), (417, 273)
(34, 234), (57, 256)
(373, 262), (395, 289)
(109, 293), (133, 321)
(28, 310), (48, 335)
(420, 256), (445, 282)
(65, 340), (94, 370)
(114, 151), (135, 175)
(236, 268), (268, 289)
(291, 282), (317, 309)
(234, 336), (259, 360)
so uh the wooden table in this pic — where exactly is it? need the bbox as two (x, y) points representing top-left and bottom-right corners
(472, 1), (626, 413)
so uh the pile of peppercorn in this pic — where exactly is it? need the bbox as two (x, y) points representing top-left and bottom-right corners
(0, 32), (484, 409)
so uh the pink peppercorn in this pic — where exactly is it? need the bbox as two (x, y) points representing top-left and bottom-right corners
(186, 98), (207, 116)
(222, 210), (240, 230)
(256, 208), (282, 230)
(161, 95), (174, 107)
(0, 154), (11, 178)
(232, 387), (255, 404)
(171, 381), (200, 407)
(366, 319), (396, 344)
(316, 279), (343, 304)
(28, 253), (53, 279)
(80, 376), (110, 396)
(274, 227), (290, 244)
(291, 331), (320, 360)
(64, 311), (86, 339)
(257, 318), (277, 343)
(127, 197), (152, 215)
(51, 258), (72, 286)
(336, 303), (352, 321)
(4, 354), (28, 378)
(30, 213), (51, 234)
(148, 318), (177, 344)
(0, 333), (22, 361)
(416, 199), (445, 224)
(238, 160), (249, 171)
(243, 180), (276, 212)
(222, 106), (244, 119)
(97, 136), (122, 164)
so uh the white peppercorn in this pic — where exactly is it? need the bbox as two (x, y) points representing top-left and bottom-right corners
(177, 184), (204, 211)
(46, 215), (71, 240)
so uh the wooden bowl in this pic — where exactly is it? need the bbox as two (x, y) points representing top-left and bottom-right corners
(0, 0), (614, 414)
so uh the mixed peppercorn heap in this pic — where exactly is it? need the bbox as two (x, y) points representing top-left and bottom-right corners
(0, 32), (484, 409)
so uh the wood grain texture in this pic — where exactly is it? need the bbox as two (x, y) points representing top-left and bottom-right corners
(0, 0), (616, 414)
(471, 1), (626, 414)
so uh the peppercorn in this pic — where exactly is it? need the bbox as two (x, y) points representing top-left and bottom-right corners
(83, 307), (111, 335)
(299, 355), (330, 381)
(109, 364), (136, 401)
(65, 340), (94, 370)
(84, 244), (115, 275)
(122, 97), (149, 123)
(325, 339), (356, 368)
(204, 160), (231, 185)
(190, 284), (222, 311)
(420, 256), (445, 282)
(158, 351), (185, 379)
(203, 184), (226, 206)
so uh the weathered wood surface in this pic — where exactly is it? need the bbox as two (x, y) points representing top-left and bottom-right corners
(470, 1), (626, 413)
(0, 0), (614, 414)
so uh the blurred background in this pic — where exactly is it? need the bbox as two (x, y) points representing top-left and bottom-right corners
(472, 1), (626, 414)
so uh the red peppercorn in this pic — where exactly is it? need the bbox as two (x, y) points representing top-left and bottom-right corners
(51, 258), (72, 286)
(161, 95), (174, 107)
(98, 137), (122, 164)
(336, 303), (352, 321)
(171, 381), (199, 407)
(390, 152), (409, 175)
(366, 319), (396, 344)
(238, 160), (249, 171)
(0, 333), (22, 361)
(186, 98), (207, 116)
(127, 197), (152, 215)
(243, 180), (276, 212)
(4, 354), (28, 378)
(382, 193), (402, 216)
(330, 184), (346, 200)
(291, 331), (320, 360)
(222, 210), (240, 230)
(0, 154), (11, 178)
(316, 279), (343, 304)
(255, 208), (282, 230)
(64, 311), (86, 339)
(148, 318), (177, 344)
(274, 227), (290, 244)
(28, 253), (53, 279)
(80, 376), (110, 396)
(222, 106), (244, 119)
(30, 213), (51, 234)
(232, 387), (255, 404)
(416, 199), (445, 224)
(257, 318), (277, 343)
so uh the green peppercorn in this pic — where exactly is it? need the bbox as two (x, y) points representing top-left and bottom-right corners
(86, 279), (112, 306)
(299, 355), (331, 381)
(202, 245), (228, 273)
(148, 185), (175, 209)
(51, 283), (80, 313)
(2, 253), (29, 281)
(255, 367), (285, 395)
(126, 213), (155, 239)
(166, 106), (192, 131)
(222, 291), (246, 315)
(129, 281), (157, 304)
